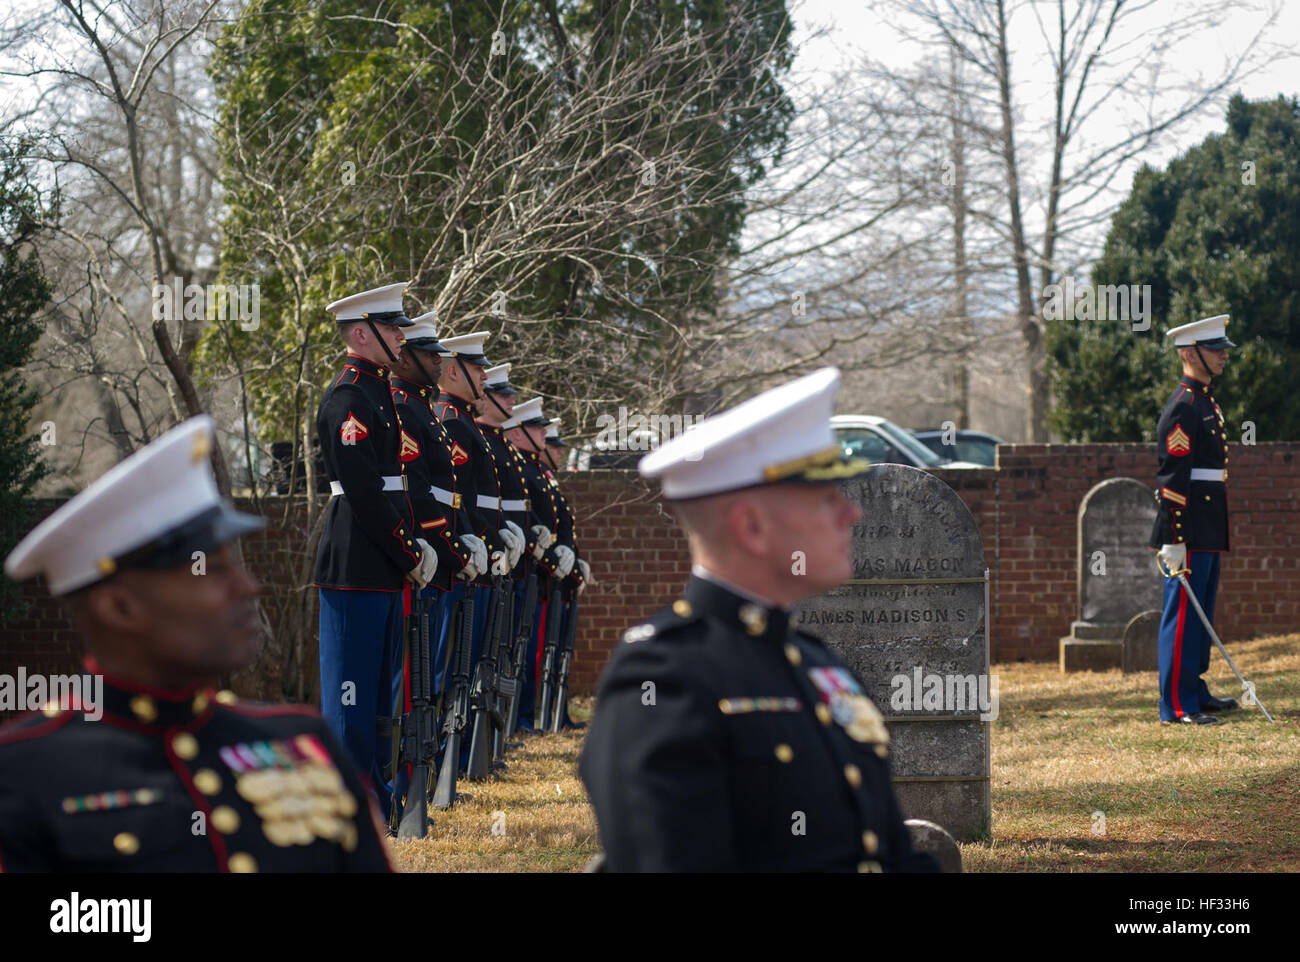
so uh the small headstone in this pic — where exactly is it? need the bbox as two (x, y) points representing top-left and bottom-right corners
(793, 465), (989, 842)
(1122, 609), (1161, 673)
(905, 818), (962, 873)
(1060, 478), (1162, 672)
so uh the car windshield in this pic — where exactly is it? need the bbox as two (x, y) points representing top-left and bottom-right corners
(873, 420), (947, 466)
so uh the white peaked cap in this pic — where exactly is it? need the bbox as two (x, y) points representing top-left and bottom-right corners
(402, 311), (444, 349)
(437, 331), (492, 364)
(502, 396), (546, 429)
(483, 363), (517, 394)
(1166, 314), (1235, 348)
(326, 282), (412, 325)
(545, 422), (560, 439)
(638, 366), (869, 501)
(5, 416), (264, 596)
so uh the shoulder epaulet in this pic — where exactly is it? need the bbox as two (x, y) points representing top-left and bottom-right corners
(620, 601), (700, 645)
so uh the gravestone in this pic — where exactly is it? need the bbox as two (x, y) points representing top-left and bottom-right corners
(1059, 478), (1163, 672)
(792, 464), (990, 841)
(1122, 609), (1162, 673)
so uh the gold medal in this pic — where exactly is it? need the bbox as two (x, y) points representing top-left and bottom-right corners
(262, 819), (296, 847)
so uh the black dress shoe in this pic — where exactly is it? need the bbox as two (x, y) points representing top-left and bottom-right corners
(1201, 696), (1239, 712)
(1162, 712), (1221, 726)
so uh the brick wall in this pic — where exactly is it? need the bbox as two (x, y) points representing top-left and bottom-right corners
(5, 443), (1297, 704)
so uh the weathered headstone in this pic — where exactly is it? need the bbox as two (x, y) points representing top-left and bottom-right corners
(1059, 478), (1162, 672)
(1122, 609), (1162, 673)
(792, 464), (990, 841)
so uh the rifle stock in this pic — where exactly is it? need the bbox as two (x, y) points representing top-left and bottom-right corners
(550, 592), (578, 734)
(397, 595), (436, 838)
(537, 581), (563, 731)
(432, 588), (475, 809)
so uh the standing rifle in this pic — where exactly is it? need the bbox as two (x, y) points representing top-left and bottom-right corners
(537, 579), (564, 732)
(549, 592), (579, 733)
(489, 585), (516, 765)
(393, 594), (437, 837)
(504, 567), (539, 737)
(466, 576), (509, 780)
(432, 588), (475, 809)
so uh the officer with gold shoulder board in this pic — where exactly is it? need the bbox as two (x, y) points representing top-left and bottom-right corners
(579, 368), (938, 872)
(1151, 314), (1237, 725)
(0, 417), (391, 871)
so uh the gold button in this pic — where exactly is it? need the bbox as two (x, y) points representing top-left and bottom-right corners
(228, 852), (258, 873)
(857, 860), (882, 873)
(171, 732), (199, 760)
(215, 690), (238, 705)
(43, 703), (61, 718)
(774, 743), (794, 763)
(874, 744), (889, 758)
(192, 692), (210, 713)
(211, 806), (240, 834)
(113, 832), (140, 855)
(129, 695), (158, 723)
(784, 643), (802, 666)
(672, 600), (693, 617)
(1205, 495), (1211, 501)
(194, 769), (222, 795)
(844, 764), (862, 788)
(815, 703), (832, 726)
(863, 830), (879, 854)
(96, 556), (117, 576)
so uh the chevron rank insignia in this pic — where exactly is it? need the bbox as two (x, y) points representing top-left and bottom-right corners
(399, 430), (420, 462)
(1166, 424), (1191, 456)
(450, 442), (469, 466)
(340, 413), (369, 445)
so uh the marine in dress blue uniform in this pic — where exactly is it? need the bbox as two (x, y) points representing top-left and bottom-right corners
(542, 421), (589, 729)
(580, 368), (938, 872)
(314, 283), (436, 817)
(476, 368), (555, 738)
(386, 312), (487, 813)
(1, 417), (391, 871)
(432, 333), (525, 767)
(1150, 315), (1238, 725)
(504, 399), (574, 732)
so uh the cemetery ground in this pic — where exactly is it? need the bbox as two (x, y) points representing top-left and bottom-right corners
(388, 634), (1300, 873)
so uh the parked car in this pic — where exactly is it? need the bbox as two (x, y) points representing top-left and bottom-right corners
(910, 428), (1005, 467)
(831, 415), (983, 469)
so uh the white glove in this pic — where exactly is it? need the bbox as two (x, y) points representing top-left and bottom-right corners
(504, 520), (526, 566)
(406, 539), (436, 588)
(530, 524), (554, 557)
(553, 544), (575, 578)
(459, 534), (488, 575)
(490, 549), (511, 577)
(498, 527), (522, 569)
(577, 558), (591, 584)
(1157, 543), (1187, 576)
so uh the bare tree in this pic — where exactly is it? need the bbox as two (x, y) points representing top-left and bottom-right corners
(879, 0), (1284, 440)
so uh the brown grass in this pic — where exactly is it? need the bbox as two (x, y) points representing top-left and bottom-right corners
(389, 635), (1300, 872)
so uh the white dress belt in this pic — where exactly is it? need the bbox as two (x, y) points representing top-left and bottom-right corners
(330, 476), (406, 497)
(429, 485), (461, 508)
(501, 499), (527, 512)
(1190, 468), (1226, 482)
(477, 494), (500, 510)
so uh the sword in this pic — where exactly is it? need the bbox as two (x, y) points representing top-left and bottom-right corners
(1157, 556), (1275, 722)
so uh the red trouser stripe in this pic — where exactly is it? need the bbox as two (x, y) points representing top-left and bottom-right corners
(1171, 586), (1187, 718)
(536, 600), (549, 681)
